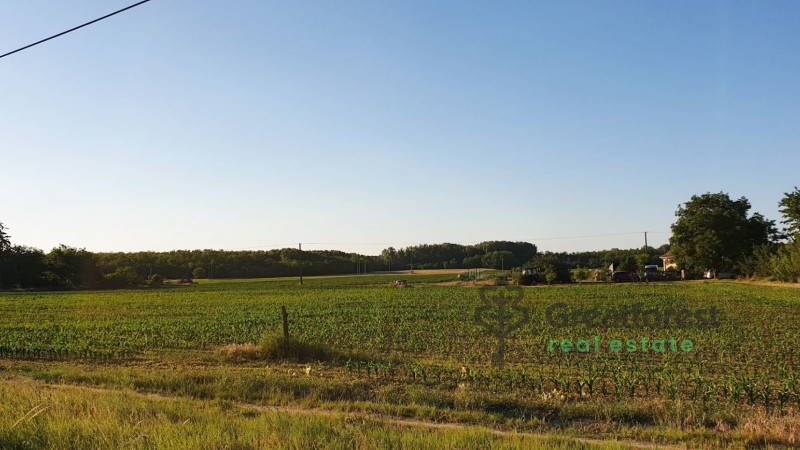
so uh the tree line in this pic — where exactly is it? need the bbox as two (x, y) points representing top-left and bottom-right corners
(2, 187), (799, 289)
(378, 241), (537, 271)
(0, 235), (539, 290)
(0, 243), (370, 290)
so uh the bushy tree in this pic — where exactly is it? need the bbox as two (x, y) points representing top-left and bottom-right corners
(669, 192), (778, 273)
(527, 253), (571, 283)
(571, 266), (590, 283)
(43, 245), (103, 289)
(482, 251), (515, 270)
(773, 240), (800, 282)
(737, 244), (778, 279)
(103, 266), (141, 289)
(779, 187), (800, 238)
(0, 222), (10, 288)
(0, 245), (46, 288)
(147, 273), (164, 287)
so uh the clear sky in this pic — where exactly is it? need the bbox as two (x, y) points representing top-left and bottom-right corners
(2, 1), (799, 255)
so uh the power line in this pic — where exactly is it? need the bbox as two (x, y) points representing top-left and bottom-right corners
(214, 231), (672, 252)
(522, 231), (670, 241)
(0, 0), (152, 60)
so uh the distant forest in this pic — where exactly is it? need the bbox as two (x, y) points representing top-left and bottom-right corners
(0, 232), (667, 290)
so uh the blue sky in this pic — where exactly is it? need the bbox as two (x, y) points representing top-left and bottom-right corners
(2, 1), (798, 254)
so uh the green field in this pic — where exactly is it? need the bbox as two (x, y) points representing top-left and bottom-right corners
(2, 274), (800, 448)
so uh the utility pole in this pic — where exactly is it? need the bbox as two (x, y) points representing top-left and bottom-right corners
(644, 231), (648, 251)
(209, 259), (213, 280)
(298, 243), (303, 285)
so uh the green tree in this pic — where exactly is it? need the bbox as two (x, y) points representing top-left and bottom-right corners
(669, 192), (778, 274)
(779, 187), (800, 238)
(147, 273), (164, 287)
(527, 253), (571, 283)
(635, 253), (648, 278)
(482, 251), (515, 270)
(43, 245), (103, 289)
(192, 267), (207, 279)
(381, 247), (396, 270)
(103, 266), (141, 289)
(571, 266), (590, 283)
(0, 222), (10, 289)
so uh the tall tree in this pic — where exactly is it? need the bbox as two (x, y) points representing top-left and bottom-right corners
(669, 192), (777, 273)
(779, 187), (800, 239)
(0, 222), (10, 288)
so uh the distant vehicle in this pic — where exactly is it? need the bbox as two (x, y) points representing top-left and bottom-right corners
(611, 271), (638, 282)
(520, 267), (538, 285)
(643, 265), (660, 280)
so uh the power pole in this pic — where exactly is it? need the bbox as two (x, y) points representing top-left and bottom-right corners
(298, 243), (303, 285)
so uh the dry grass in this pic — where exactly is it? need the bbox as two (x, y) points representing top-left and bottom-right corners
(215, 342), (262, 361)
(216, 334), (338, 363)
(736, 410), (800, 446)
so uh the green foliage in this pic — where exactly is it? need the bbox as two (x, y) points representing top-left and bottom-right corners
(381, 241), (536, 270)
(0, 222), (10, 256)
(43, 245), (103, 289)
(192, 267), (207, 279)
(102, 266), (141, 289)
(544, 267), (557, 284)
(773, 240), (800, 282)
(527, 253), (571, 283)
(670, 192), (777, 272)
(0, 245), (46, 288)
(570, 266), (590, 283)
(147, 273), (164, 287)
(537, 245), (669, 272)
(634, 253), (647, 278)
(481, 250), (515, 269)
(0, 222), (10, 289)
(461, 255), (482, 269)
(779, 186), (800, 238)
(736, 244), (778, 279)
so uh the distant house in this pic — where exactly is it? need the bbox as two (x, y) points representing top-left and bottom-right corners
(660, 252), (677, 271)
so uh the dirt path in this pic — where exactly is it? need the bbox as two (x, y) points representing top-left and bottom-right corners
(28, 377), (681, 449)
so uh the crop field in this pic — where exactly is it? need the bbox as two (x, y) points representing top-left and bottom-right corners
(2, 274), (800, 448)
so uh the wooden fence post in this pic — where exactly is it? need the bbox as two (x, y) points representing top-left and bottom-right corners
(281, 305), (289, 340)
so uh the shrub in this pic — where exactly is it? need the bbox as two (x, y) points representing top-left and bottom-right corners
(571, 266), (590, 283)
(773, 240), (800, 282)
(259, 333), (337, 363)
(544, 267), (557, 285)
(102, 266), (141, 289)
(147, 273), (164, 287)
